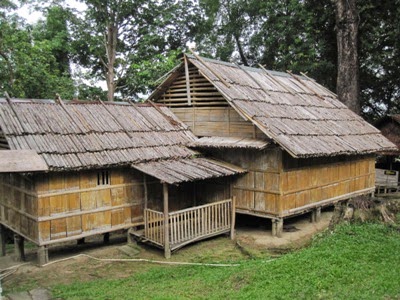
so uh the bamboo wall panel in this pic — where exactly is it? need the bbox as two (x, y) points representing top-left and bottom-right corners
(170, 107), (264, 139)
(0, 173), (38, 242)
(281, 157), (375, 212)
(0, 168), (151, 245)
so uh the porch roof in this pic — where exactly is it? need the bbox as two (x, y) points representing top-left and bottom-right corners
(132, 157), (246, 185)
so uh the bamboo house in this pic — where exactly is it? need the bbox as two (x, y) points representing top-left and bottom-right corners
(0, 98), (244, 263)
(149, 53), (397, 236)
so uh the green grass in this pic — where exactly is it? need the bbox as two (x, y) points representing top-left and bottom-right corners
(52, 223), (400, 300)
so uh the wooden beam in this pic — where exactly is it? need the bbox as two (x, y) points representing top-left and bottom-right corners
(184, 55), (192, 106)
(163, 183), (171, 259)
(230, 196), (236, 240)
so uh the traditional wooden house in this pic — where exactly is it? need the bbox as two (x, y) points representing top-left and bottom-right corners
(0, 97), (244, 262)
(148, 53), (397, 236)
(375, 114), (400, 192)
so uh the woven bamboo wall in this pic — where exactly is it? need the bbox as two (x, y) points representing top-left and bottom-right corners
(171, 107), (265, 138)
(210, 148), (375, 218)
(280, 156), (375, 215)
(0, 173), (38, 242)
(0, 169), (153, 245)
(35, 169), (147, 245)
(211, 148), (282, 216)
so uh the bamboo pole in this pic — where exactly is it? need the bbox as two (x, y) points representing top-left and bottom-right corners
(163, 183), (171, 259)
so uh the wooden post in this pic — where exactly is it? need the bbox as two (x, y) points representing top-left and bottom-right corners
(163, 183), (171, 259)
(316, 207), (321, 223)
(103, 232), (110, 244)
(144, 174), (148, 210)
(230, 196), (236, 240)
(37, 245), (49, 266)
(311, 207), (322, 223)
(13, 234), (25, 262)
(0, 224), (6, 256)
(272, 219), (283, 238)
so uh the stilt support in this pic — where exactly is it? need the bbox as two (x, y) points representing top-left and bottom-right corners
(163, 183), (171, 259)
(272, 218), (283, 238)
(310, 207), (322, 223)
(14, 234), (25, 262)
(103, 232), (110, 244)
(127, 229), (137, 245)
(0, 224), (7, 256)
(37, 245), (49, 266)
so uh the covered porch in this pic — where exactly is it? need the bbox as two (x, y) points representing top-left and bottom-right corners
(130, 157), (244, 258)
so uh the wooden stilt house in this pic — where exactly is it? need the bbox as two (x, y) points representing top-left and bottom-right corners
(148, 54), (397, 236)
(374, 114), (400, 193)
(0, 98), (244, 262)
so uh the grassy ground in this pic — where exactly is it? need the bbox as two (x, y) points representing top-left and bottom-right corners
(51, 223), (400, 300)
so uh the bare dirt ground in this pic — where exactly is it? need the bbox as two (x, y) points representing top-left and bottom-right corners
(1, 209), (333, 295)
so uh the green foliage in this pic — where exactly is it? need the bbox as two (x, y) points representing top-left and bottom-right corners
(0, 6), (75, 99)
(70, 0), (198, 99)
(52, 223), (400, 300)
(359, 0), (400, 120)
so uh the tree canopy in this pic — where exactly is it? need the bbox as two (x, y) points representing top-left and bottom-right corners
(0, 0), (398, 120)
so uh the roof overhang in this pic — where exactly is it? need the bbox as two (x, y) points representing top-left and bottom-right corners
(0, 150), (48, 172)
(190, 137), (270, 150)
(132, 157), (246, 185)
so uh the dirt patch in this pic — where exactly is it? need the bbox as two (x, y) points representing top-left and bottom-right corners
(235, 210), (333, 254)
(1, 210), (333, 295)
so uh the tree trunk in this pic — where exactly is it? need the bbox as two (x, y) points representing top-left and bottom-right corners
(335, 0), (360, 114)
(105, 23), (118, 102)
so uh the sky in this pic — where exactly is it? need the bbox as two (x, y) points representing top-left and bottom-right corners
(16, 0), (87, 24)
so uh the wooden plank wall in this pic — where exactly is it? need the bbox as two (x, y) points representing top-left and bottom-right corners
(0, 173), (38, 242)
(211, 148), (282, 216)
(280, 156), (375, 214)
(35, 168), (148, 245)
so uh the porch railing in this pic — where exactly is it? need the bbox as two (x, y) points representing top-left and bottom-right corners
(144, 198), (235, 251)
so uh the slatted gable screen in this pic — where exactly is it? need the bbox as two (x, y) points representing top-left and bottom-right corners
(158, 64), (229, 107)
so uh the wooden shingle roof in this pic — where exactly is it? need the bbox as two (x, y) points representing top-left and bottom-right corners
(150, 54), (397, 158)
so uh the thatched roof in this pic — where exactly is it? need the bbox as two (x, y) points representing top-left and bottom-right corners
(150, 54), (397, 158)
(133, 157), (244, 185)
(0, 98), (244, 182)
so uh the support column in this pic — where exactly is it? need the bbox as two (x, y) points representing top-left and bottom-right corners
(103, 232), (110, 244)
(13, 234), (25, 262)
(127, 229), (137, 245)
(272, 218), (283, 238)
(311, 207), (322, 223)
(37, 245), (49, 266)
(230, 196), (236, 240)
(163, 183), (171, 259)
(0, 224), (7, 256)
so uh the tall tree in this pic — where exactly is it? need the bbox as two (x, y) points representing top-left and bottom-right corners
(0, 6), (75, 99)
(335, 0), (360, 114)
(71, 0), (198, 101)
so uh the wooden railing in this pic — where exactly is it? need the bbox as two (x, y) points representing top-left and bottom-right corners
(144, 198), (234, 251)
(144, 209), (164, 246)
